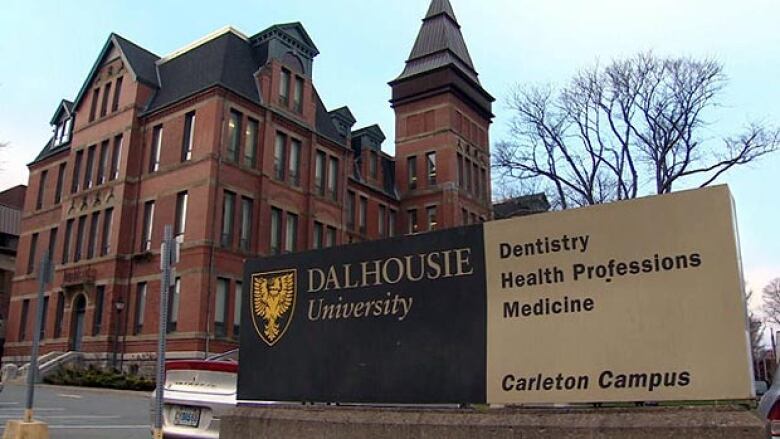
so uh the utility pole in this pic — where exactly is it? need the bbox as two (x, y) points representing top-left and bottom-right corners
(25, 251), (52, 422)
(153, 225), (176, 439)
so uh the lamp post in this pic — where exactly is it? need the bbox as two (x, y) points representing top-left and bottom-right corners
(111, 299), (125, 370)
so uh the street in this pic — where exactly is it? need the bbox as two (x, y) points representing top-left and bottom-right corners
(0, 383), (151, 439)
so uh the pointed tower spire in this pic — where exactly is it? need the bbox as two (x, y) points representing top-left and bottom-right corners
(425, 0), (457, 21)
(395, 0), (478, 84)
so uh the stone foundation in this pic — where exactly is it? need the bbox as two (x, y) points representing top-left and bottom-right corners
(220, 404), (766, 439)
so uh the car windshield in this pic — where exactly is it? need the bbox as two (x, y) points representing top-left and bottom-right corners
(208, 349), (239, 363)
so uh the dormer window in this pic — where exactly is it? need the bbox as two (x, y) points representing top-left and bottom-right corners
(54, 124), (64, 146)
(53, 117), (73, 147)
(62, 118), (71, 143)
(279, 68), (291, 106)
(293, 76), (304, 113)
(369, 151), (377, 179)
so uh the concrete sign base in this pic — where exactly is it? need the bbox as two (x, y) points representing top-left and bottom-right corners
(2, 420), (49, 439)
(220, 405), (765, 439)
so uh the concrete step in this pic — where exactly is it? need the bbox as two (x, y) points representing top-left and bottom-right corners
(9, 351), (83, 384)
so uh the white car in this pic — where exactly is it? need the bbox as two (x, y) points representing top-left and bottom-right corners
(150, 350), (238, 439)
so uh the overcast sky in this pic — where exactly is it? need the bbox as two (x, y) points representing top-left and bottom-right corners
(1, 0), (778, 310)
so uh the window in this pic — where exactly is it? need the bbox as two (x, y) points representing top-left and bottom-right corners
(27, 233), (38, 274)
(221, 191), (235, 247)
(233, 282), (242, 337)
(462, 208), (469, 225)
(182, 111), (195, 161)
(215, 278), (229, 337)
(289, 139), (301, 186)
(388, 210), (397, 237)
(168, 278), (180, 333)
(407, 209), (418, 234)
(426, 152), (437, 186)
(175, 192), (188, 240)
(84, 145), (96, 189)
(378, 205), (386, 238)
(293, 76), (304, 113)
(314, 151), (326, 196)
(325, 226), (336, 248)
(97, 140), (109, 185)
(239, 197), (253, 252)
(100, 82), (111, 118)
(101, 208), (113, 256)
(110, 135), (122, 181)
(62, 219), (73, 263)
(19, 300), (30, 341)
(48, 227), (58, 262)
(481, 168), (487, 200)
(71, 150), (83, 193)
(474, 163), (481, 197)
(285, 213), (298, 253)
(89, 88), (99, 122)
(244, 118), (258, 167)
(55, 124), (64, 146)
(36, 170), (47, 210)
(407, 156), (417, 190)
(63, 118), (72, 143)
(92, 286), (105, 336)
(111, 76), (122, 112)
(134, 283), (147, 335)
(427, 206), (438, 231)
(463, 158), (471, 193)
(457, 154), (463, 188)
(227, 110), (241, 162)
(369, 152), (378, 178)
(279, 68), (291, 105)
(328, 157), (339, 200)
(141, 201), (155, 252)
(87, 212), (100, 259)
(471, 162), (478, 194)
(40, 296), (49, 339)
(274, 133), (286, 180)
(54, 292), (65, 338)
(150, 125), (163, 173)
(346, 191), (355, 230)
(270, 208), (282, 255)
(313, 222), (324, 249)
(55, 163), (66, 204)
(358, 197), (367, 234)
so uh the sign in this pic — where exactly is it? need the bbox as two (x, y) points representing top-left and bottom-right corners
(238, 185), (753, 404)
(240, 226), (487, 403)
(484, 185), (751, 403)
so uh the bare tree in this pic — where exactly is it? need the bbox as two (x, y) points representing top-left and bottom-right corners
(763, 278), (780, 327)
(747, 289), (765, 360)
(494, 53), (780, 208)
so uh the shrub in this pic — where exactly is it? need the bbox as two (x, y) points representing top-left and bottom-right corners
(44, 365), (155, 391)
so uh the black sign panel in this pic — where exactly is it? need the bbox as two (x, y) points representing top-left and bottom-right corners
(238, 225), (486, 404)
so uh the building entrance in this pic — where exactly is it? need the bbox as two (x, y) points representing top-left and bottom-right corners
(70, 294), (86, 351)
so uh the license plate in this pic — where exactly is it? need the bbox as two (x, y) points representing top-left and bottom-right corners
(173, 406), (201, 427)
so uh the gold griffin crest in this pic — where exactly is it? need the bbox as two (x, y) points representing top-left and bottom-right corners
(251, 270), (296, 346)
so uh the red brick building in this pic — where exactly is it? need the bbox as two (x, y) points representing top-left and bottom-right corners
(4, 0), (493, 369)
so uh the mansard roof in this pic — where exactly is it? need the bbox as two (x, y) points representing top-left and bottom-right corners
(144, 30), (260, 113)
(394, 0), (479, 84)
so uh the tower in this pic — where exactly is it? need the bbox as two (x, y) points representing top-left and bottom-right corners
(390, 0), (494, 234)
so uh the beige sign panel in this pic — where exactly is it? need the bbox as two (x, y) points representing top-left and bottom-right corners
(484, 185), (752, 404)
